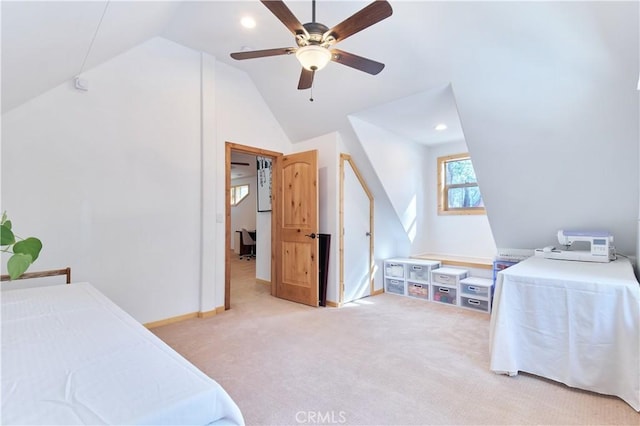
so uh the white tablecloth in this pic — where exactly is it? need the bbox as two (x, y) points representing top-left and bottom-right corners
(489, 256), (640, 411)
(2, 282), (245, 425)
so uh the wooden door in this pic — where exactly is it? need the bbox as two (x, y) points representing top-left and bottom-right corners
(274, 150), (319, 306)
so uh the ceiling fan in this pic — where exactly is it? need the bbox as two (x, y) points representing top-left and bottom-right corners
(230, 0), (393, 91)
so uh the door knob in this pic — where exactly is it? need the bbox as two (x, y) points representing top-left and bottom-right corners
(366, 232), (371, 237)
(305, 233), (317, 239)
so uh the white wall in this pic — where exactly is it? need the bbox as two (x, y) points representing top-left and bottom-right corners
(255, 210), (272, 282)
(457, 84), (638, 255)
(452, 4), (639, 256)
(213, 60), (291, 286)
(2, 37), (202, 323)
(349, 117), (428, 255)
(2, 37), (293, 322)
(425, 141), (496, 258)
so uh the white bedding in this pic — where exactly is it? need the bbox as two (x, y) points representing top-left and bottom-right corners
(489, 257), (640, 411)
(1, 282), (244, 425)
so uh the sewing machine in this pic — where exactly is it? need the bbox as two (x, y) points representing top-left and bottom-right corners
(534, 230), (616, 263)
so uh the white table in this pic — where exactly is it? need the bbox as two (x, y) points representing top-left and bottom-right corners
(489, 256), (640, 411)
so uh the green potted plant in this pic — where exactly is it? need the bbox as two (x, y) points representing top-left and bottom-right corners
(1, 211), (43, 279)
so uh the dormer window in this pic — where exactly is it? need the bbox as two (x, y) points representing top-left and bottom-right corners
(437, 153), (485, 215)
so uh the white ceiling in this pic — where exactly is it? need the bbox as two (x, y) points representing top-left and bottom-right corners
(230, 152), (257, 179)
(2, 1), (638, 145)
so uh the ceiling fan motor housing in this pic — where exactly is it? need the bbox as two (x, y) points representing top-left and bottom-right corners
(298, 22), (330, 47)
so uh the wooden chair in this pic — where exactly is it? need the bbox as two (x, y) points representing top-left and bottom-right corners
(1, 267), (71, 284)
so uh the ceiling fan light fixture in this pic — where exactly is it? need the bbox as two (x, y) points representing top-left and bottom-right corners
(295, 45), (331, 71)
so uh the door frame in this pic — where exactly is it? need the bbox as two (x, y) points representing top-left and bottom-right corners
(225, 142), (281, 310)
(339, 153), (374, 305)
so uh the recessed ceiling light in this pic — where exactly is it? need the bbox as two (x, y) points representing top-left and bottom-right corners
(241, 16), (256, 29)
(435, 123), (448, 131)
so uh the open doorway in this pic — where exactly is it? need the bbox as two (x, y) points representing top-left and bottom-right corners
(224, 142), (280, 310)
(225, 142), (321, 309)
(229, 151), (258, 261)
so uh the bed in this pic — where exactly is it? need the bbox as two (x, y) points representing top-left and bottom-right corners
(1, 282), (244, 425)
(489, 256), (640, 411)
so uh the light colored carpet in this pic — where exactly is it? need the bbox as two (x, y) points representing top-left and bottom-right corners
(151, 254), (639, 425)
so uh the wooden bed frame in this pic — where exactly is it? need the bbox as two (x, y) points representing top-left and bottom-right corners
(1, 267), (71, 284)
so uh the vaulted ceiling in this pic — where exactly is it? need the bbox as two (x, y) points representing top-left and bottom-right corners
(2, 1), (638, 145)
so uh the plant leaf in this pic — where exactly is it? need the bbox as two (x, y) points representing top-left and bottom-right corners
(1, 224), (16, 246)
(4, 220), (11, 230)
(13, 237), (43, 262)
(1, 211), (6, 225)
(7, 253), (33, 280)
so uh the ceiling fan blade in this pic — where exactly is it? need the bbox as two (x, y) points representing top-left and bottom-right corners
(261, 0), (307, 37)
(330, 49), (385, 75)
(298, 68), (315, 90)
(230, 47), (294, 60)
(323, 0), (392, 44)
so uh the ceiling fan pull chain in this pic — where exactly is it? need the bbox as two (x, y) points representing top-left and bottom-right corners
(309, 69), (315, 102)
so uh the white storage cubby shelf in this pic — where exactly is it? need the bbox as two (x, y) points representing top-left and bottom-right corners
(383, 258), (441, 298)
(431, 267), (468, 306)
(384, 257), (494, 314)
(459, 277), (494, 313)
